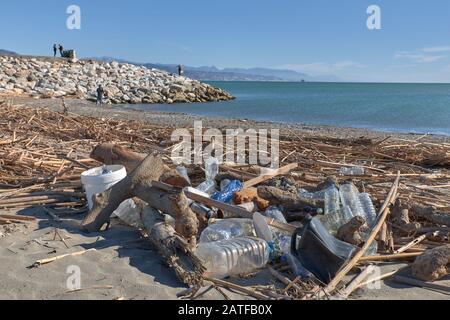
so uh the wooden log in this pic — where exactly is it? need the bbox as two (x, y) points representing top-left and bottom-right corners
(392, 275), (450, 294)
(339, 265), (379, 298)
(359, 252), (421, 262)
(90, 143), (146, 173)
(141, 205), (205, 286)
(204, 277), (270, 300)
(81, 153), (166, 232)
(81, 153), (199, 246)
(257, 186), (322, 210)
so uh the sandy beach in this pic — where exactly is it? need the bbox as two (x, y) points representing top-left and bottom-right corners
(1, 96), (449, 300)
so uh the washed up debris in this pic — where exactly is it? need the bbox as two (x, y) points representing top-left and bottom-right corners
(30, 248), (97, 268)
(412, 245), (450, 282)
(3, 102), (450, 299)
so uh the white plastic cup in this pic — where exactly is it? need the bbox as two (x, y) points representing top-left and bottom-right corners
(81, 165), (127, 210)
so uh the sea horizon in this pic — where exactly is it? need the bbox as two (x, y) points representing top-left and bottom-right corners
(123, 81), (450, 137)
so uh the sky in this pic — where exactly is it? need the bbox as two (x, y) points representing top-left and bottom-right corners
(1, 0), (450, 83)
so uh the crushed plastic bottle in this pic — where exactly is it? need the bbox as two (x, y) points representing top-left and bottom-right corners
(205, 157), (219, 182)
(112, 199), (144, 229)
(220, 179), (231, 191)
(211, 180), (243, 203)
(339, 166), (365, 176)
(199, 218), (256, 243)
(264, 206), (287, 224)
(253, 212), (289, 260)
(298, 188), (326, 201)
(196, 237), (270, 279)
(196, 180), (217, 195)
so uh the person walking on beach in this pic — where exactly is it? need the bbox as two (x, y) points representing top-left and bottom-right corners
(53, 44), (58, 57)
(178, 64), (183, 76)
(96, 85), (105, 106)
(59, 44), (64, 57)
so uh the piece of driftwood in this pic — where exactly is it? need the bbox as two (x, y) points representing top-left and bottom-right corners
(411, 205), (450, 227)
(337, 216), (367, 246)
(359, 252), (421, 262)
(30, 249), (97, 268)
(257, 186), (322, 210)
(339, 265), (378, 298)
(204, 277), (270, 300)
(411, 245), (450, 282)
(82, 153), (199, 246)
(90, 143), (146, 173)
(140, 205), (205, 286)
(391, 199), (421, 235)
(243, 163), (298, 188)
(160, 169), (191, 188)
(392, 275), (450, 294)
(394, 233), (431, 254)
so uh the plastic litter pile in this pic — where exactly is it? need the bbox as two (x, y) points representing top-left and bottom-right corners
(1, 102), (449, 300)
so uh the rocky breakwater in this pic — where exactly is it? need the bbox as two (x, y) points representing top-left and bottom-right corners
(0, 56), (234, 104)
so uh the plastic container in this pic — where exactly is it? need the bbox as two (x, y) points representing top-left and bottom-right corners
(196, 180), (217, 195)
(205, 157), (219, 181)
(196, 237), (270, 279)
(199, 218), (256, 243)
(323, 186), (344, 234)
(211, 180), (243, 203)
(264, 206), (287, 224)
(81, 165), (127, 210)
(359, 193), (377, 227)
(339, 166), (365, 176)
(113, 199), (143, 229)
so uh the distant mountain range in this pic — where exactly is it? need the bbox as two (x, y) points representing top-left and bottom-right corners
(0, 49), (339, 82)
(91, 56), (340, 82)
(0, 49), (18, 56)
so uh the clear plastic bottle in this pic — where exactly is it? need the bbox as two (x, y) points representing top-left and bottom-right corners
(220, 179), (231, 191)
(199, 218), (256, 243)
(205, 157), (219, 182)
(339, 166), (365, 176)
(196, 180), (217, 195)
(359, 193), (377, 227)
(112, 199), (144, 229)
(264, 206), (287, 224)
(298, 188), (326, 201)
(322, 186), (343, 233)
(339, 183), (365, 223)
(196, 237), (270, 279)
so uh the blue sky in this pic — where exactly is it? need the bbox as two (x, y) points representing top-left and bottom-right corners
(1, 0), (450, 82)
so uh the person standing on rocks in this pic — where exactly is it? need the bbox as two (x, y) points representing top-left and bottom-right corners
(53, 44), (58, 57)
(96, 85), (105, 106)
(178, 65), (183, 76)
(59, 44), (64, 57)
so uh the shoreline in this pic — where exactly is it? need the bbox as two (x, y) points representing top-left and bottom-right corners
(7, 96), (450, 143)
